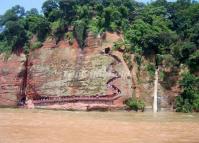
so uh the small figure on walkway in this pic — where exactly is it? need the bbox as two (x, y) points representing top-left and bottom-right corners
(26, 99), (35, 109)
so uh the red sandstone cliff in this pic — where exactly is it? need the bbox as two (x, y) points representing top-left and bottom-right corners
(24, 32), (132, 109)
(0, 32), (179, 110)
(0, 53), (26, 107)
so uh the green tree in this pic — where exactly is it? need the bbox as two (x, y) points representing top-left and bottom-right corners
(0, 5), (27, 52)
(42, 0), (59, 18)
(88, 16), (105, 36)
(73, 20), (87, 49)
(26, 15), (50, 42)
(26, 8), (39, 16)
(51, 19), (66, 42)
(176, 72), (199, 112)
(187, 50), (199, 72)
(171, 41), (197, 63)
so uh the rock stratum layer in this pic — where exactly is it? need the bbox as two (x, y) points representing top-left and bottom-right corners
(0, 54), (26, 107)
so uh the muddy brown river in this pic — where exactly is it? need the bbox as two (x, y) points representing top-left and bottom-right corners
(0, 108), (199, 143)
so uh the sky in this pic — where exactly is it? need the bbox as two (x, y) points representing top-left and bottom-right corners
(0, 0), (176, 15)
(0, 0), (46, 14)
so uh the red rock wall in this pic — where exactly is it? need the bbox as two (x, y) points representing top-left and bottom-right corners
(0, 33), (133, 108)
(0, 32), (179, 110)
(0, 54), (26, 107)
(26, 33), (133, 103)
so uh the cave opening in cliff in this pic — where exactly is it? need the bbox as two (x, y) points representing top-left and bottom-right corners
(105, 47), (110, 54)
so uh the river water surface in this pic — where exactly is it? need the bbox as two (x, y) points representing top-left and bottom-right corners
(0, 108), (199, 143)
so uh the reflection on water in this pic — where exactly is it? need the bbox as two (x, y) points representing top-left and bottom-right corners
(0, 108), (199, 143)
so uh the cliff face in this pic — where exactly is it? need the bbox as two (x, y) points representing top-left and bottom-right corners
(0, 32), (179, 110)
(25, 32), (132, 109)
(0, 53), (26, 107)
(130, 55), (180, 110)
(26, 41), (79, 98)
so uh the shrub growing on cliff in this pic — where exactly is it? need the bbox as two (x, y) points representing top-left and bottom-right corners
(65, 32), (74, 45)
(176, 72), (199, 112)
(123, 53), (133, 70)
(73, 20), (87, 49)
(187, 50), (199, 73)
(0, 41), (12, 60)
(146, 63), (156, 78)
(31, 42), (43, 50)
(125, 98), (145, 112)
(88, 17), (105, 37)
(0, 41), (11, 53)
(51, 19), (66, 42)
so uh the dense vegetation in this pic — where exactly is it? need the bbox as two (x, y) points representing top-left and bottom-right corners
(0, 0), (198, 112)
(125, 98), (145, 112)
(176, 72), (199, 112)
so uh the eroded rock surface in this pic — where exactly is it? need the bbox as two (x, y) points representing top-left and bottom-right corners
(0, 32), (179, 110)
(26, 33), (133, 109)
(0, 54), (26, 107)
